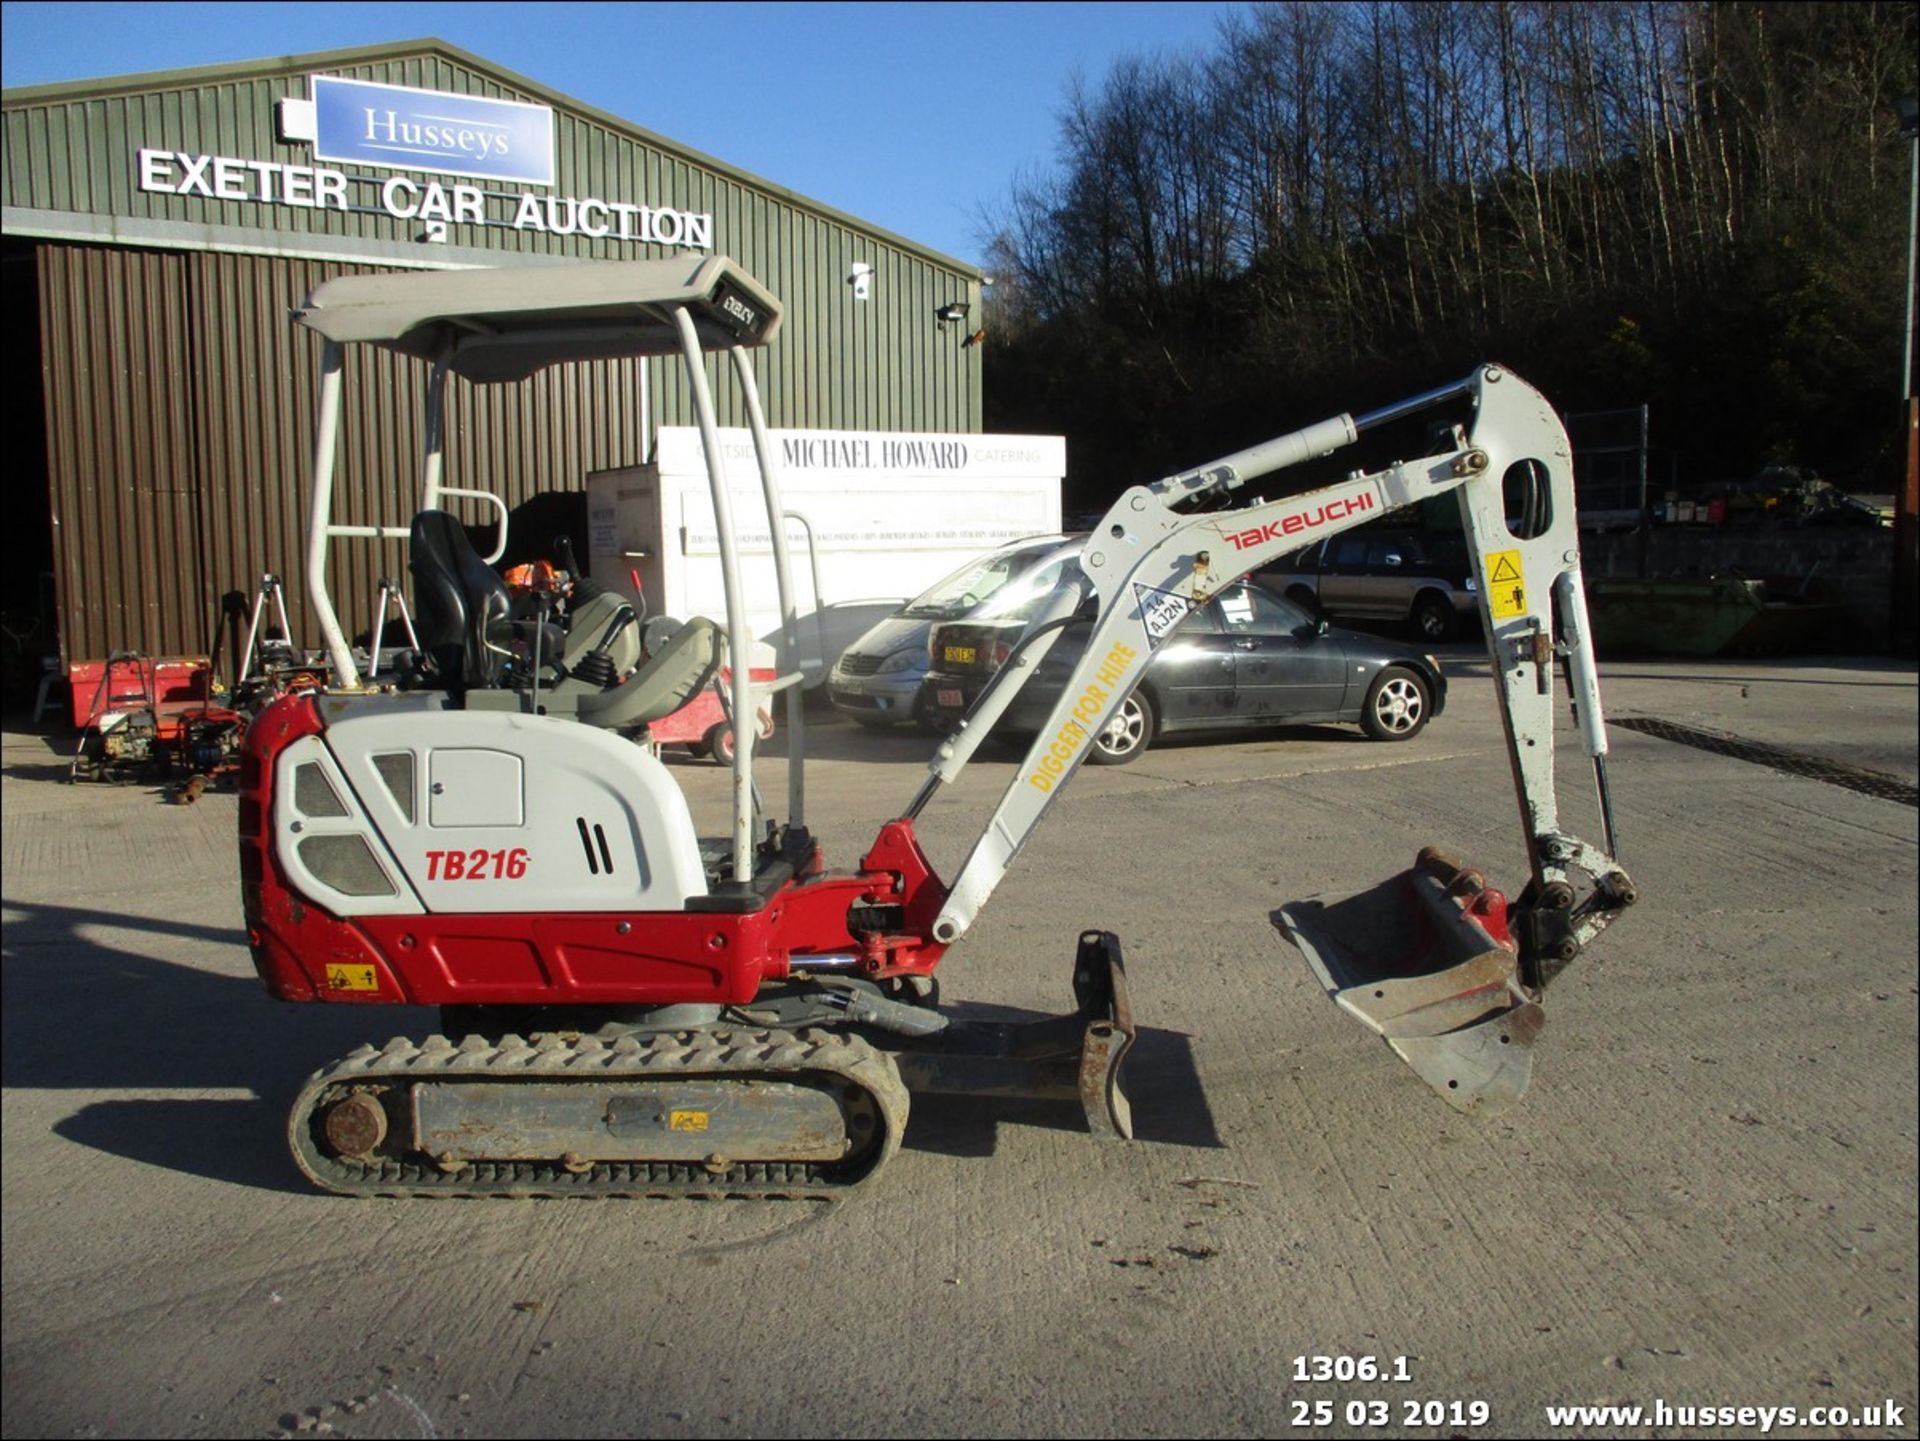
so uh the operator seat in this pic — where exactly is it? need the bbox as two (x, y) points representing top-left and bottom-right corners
(408, 510), (510, 694)
(408, 507), (719, 724)
(576, 616), (722, 731)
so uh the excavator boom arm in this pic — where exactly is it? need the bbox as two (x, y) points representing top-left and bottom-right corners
(922, 366), (1632, 958)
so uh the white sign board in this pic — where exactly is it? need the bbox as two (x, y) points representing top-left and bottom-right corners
(589, 426), (1065, 676)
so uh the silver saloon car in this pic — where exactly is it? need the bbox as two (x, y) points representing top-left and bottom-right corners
(827, 534), (1076, 727)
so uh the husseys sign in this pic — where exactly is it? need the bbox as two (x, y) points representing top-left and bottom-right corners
(310, 76), (554, 186)
(135, 75), (713, 248)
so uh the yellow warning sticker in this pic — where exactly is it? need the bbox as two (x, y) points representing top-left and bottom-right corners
(325, 963), (380, 992)
(669, 1111), (710, 1133)
(1485, 549), (1528, 619)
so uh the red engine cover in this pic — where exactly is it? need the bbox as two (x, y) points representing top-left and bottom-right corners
(238, 695), (949, 1008)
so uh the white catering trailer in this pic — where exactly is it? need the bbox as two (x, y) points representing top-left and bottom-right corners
(588, 425), (1065, 676)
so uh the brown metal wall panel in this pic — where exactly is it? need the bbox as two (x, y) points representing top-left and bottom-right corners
(33, 229), (981, 667)
(38, 244), (200, 662)
(190, 250), (345, 659)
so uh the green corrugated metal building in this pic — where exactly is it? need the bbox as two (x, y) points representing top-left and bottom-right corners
(1, 38), (984, 673)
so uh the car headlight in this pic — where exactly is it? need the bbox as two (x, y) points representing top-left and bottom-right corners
(877, 649), (921, 675)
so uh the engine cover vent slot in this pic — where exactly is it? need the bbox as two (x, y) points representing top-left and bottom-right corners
(577, 817), (616, 874)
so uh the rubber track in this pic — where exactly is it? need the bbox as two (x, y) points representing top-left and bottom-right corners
(288, 1027), (908, 1200)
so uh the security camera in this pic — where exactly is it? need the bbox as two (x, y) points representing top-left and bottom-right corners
(847, 262), (873, 301)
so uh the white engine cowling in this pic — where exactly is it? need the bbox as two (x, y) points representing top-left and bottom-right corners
(273, 695), (707, 916)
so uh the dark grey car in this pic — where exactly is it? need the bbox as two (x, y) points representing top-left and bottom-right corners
(922, 576), (1447, 764)
(1262, 529), (1479, 642)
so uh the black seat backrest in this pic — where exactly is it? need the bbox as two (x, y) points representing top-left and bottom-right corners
(409, 510), (509, 693)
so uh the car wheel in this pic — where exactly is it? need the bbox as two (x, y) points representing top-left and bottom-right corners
(1410, 592), (1455, 642)
(703, 722), (737, 764)
(1088, 691), (1154, 765)
(1361, 666), (1431, 741)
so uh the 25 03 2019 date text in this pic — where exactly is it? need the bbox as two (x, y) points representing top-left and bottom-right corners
(1289, 1399), (1490, 1428)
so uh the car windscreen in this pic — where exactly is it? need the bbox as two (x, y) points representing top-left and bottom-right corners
(900, 546), (1065, 620)
(974, 554), (1080, 620)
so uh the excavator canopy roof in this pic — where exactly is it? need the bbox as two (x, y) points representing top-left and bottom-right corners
(292, 254), (782, 381)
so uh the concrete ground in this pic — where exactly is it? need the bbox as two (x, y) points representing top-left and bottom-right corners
(3, 649), (1915, 1439)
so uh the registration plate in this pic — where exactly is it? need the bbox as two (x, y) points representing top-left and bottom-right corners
(937, 688), (964, 708)
(942, 645), (977, 665)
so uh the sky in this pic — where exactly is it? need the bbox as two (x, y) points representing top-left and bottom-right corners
(0, 1), (1251, 268)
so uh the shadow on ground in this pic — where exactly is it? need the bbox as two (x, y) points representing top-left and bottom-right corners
(7, 898), (1217, 1193)
(4, 897), (434, 1193)
(2, 721), (84, 784)
(902, 997), (1219, 1159)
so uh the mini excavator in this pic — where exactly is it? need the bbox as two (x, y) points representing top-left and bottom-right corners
(239, 256), (1635, 1197)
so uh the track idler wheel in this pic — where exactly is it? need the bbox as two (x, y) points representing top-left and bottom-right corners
(321, 1090), (388, 1160)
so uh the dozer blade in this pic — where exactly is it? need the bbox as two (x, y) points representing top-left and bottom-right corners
(1070, 929), (1137, 1140)
(893, 930), (1137, 1140)
(1274, 848), (1541, 1114)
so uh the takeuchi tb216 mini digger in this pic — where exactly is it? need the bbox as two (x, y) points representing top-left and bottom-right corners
(240, 256), (1636, 1198)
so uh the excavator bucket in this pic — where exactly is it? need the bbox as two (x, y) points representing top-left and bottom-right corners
(1274, 848), (1542, 1114)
